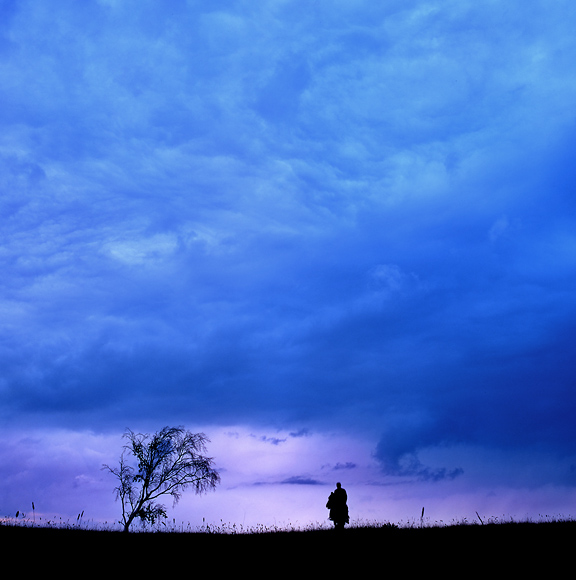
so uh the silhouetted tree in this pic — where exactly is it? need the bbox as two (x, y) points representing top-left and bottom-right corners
(103, 426), (220, 532)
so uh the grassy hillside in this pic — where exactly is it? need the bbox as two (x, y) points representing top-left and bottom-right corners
(3, 519), (574, 574)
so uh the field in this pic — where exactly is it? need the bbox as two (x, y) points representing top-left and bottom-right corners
(3, 518), (574, 574)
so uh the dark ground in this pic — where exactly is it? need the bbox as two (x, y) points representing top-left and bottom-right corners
(3, 520), (573, 574)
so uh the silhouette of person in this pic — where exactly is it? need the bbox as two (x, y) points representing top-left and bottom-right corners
(326, 482), (349, 529)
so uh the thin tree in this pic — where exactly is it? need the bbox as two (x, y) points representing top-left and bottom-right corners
(103, 426), (220, 532)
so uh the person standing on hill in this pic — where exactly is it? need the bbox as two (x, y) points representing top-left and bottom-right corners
(326, 482), (349, 529)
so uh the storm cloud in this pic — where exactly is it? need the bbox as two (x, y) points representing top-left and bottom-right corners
(2, 0), (576, 524)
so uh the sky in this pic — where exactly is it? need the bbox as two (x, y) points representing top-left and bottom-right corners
(2, 0), (576, 530)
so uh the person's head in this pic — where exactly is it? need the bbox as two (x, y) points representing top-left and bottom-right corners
(336, 482), (341, 488)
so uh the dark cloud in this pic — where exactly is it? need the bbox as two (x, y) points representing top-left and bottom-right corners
(1, 2), (576, 524)
(252, 435), (287, 446)
(280, 476), (323, 486)
(333, 463), (357, 471)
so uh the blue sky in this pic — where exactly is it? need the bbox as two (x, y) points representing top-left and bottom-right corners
(2, 0), (576, 528)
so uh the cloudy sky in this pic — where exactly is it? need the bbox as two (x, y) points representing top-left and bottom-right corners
(2, 0), (576, 529)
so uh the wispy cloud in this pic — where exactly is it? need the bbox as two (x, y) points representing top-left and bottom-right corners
(280, 476), (323, 485)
